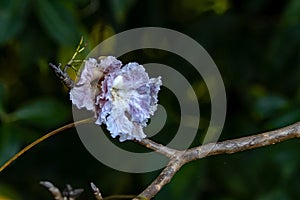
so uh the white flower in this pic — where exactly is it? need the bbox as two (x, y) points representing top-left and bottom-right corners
(70, 56), (162, 142)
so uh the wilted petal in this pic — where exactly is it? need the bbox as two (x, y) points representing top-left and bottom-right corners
(70, 57), (162, 142)
(70, 84), (97, 111)
(95, 62), (162, 141)
(104, 101), (147, 142)
(76, 58), (103, 85)
(70, 57), (122, 112)
(99, 56), (122, 73)
(70, 58), (101, 112)
(149, 77), (162, 115)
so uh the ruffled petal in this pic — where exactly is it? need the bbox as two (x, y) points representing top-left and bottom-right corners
(70, 84), (97, 111)
(71, 57), (162, 142)
(149, 77), (162, 115)
(70, 58), (101, 112)
(70, 56), (122, 112)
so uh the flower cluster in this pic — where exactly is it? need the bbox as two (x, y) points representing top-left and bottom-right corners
(70, 56), (162, 142)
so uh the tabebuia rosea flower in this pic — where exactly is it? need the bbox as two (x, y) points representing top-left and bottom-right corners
(70, 56), (162, 142)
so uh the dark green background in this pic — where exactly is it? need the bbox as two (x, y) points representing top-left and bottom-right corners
(1, 0), (300, 199)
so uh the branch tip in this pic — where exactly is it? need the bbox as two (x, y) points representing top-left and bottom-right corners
(90, 182), (103, 200)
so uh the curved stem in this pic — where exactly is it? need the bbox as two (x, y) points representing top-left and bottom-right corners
(0, 118), (93, 173)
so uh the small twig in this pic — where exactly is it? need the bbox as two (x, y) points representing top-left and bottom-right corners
(50, 37), (86, 89)
(63, 184), (84, 200)
(50, 63), (75, 89)
(137, 138), (179, 158)
(41, 181), (84, 200)
(91, 182), (146, 200)
(91, 182), (103, 200)
(40, 181), (63, 200)
(104, 195), (143, 200)
(67, 36), (86, 67)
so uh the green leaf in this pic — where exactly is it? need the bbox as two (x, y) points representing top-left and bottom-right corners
(0, 124), (21, 166)
(180, 0), (230, 15)
(35, 0), (81, 45)
(12, 98), (70, 128)
(281, 0), (300, 26)
(266, 110), (300, 129)
(0, 82), (5, 113)
(0, 183), (21, 200)
(257, 188), (288, 200)
(108, 0), (136, 24)
(254, 95), (288, 119)
(0, 0), (26, 44)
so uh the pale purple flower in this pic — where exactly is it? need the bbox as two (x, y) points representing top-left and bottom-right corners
(69, 57), (122, 112)
(70, 56), (162, 142)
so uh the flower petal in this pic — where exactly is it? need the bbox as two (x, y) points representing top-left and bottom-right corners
(70, 56), (122, 112)
(71, 57), (162, 142)
(70, 58), (101, 112)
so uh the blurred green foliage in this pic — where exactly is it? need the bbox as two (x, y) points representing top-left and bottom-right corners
(0, 0), (300, 199)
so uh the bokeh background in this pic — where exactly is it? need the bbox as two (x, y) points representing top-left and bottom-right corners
(1, 0), (300, 199)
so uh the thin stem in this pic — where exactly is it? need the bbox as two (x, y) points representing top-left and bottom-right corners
(137, 138), (179, 158)
(91, 182), (103, 200)
(40, 181), (63, 200)
(0, 118), (93, 173)
(67, 36), (85, 66)
(103, 195), (138, 200)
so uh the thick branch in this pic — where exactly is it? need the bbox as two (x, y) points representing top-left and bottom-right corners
(133, 158), (185, 200)
(185, 121), (300, 161)
(136, 121), (300, 199)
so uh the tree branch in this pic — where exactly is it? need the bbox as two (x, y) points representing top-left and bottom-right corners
(40, 181), (63, 200)
(186, 121), (300, 161)
(133, 158), (185, 200)
(40, 181), (84, 200)
(37, 120), (300, 200)
(135, 121), (300, 199)
(90, 182), (103, 200)
(137, 138), (179, 158)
